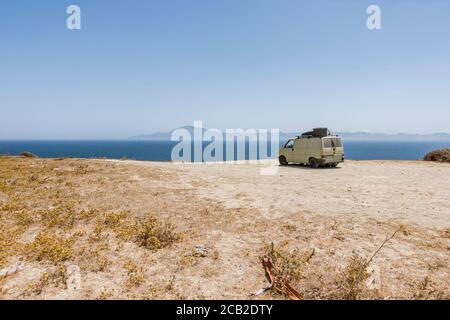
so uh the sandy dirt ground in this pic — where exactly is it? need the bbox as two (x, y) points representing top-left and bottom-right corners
(0, 157), (449, 300)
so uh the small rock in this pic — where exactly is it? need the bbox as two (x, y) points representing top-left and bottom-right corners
(193, 245), (208, 258)
(366, 265), (381, 290)
(0, 262), (24, 277)
(334, 235), (345, 241)
(66, 265), (81, 291)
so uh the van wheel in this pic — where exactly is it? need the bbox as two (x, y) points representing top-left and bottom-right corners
(279, 156), (288, 166)
(309, 158), (319, 169)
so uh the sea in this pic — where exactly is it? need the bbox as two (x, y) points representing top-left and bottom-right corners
(0, 140), (449, 162)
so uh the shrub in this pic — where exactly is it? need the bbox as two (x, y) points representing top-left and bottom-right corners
(411, 276), (450, 300)
(423, 148), (450, 163)
(38, 204), (76, 230)
(267, 245), (304, 286)
(96, 211), (181, 250)
(123, 260), (145, 288)
(135, 216), (180, 250)
(23, 232), (74, 263)
(260, 243), (309, 299)
(19, 151), (37, 158)
(333, 255), (370, 300)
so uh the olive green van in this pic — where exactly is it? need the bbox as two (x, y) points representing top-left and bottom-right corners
(279, 132), (344, 168)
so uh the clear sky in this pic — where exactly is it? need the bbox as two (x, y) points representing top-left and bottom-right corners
(1, 0), (449, 139)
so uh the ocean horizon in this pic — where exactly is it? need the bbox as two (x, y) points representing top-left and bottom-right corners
(0, 140), (449, 162)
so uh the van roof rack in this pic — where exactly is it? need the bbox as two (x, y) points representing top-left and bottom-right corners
(301, 128), (331, 138)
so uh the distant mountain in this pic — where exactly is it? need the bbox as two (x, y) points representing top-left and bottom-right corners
(130, 127), (450, 141)
(130, 126), (206, 140)
(130, 132), (172, 140)
(335, 132), (450, 141)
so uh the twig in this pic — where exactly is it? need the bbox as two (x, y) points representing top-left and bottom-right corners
(366, 227), (402, 266)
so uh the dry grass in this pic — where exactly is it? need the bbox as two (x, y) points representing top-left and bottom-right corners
(411, 276), (450, 300)
(332, 255), (370, 299)
(262, 228), (407, 300)
(90, 211), (181, 250)
(262, 245), (380, 300)
(0, 157), (183, 299)
(123, 260), (146, 288)
(38, 203), (77, 230)
(262, 243), (372, 299)
(134, 217), (181, 250)
(265, 243), (306, 288)
(23, 232), (75, 263)
(1, 156), (448, 300)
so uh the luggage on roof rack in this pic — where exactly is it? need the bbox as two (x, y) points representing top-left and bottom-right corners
(301, 128), (330, 138)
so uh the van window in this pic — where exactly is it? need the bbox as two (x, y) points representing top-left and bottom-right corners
(332, 138), (342, 147)
(323, 138), (342, 148)
(285, 140), (294, 148)
(323, 138), (332, 148)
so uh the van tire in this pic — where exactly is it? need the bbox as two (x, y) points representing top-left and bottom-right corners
(279, 156), (288, 166)
(309, 158), (319, 169)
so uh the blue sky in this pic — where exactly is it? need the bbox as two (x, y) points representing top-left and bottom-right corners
(1, 0), (449, 139)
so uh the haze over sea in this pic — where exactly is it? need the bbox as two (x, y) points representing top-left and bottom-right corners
(0, 140), (449, 162)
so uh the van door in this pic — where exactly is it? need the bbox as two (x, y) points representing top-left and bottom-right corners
(331, 137), (344, 159)
(283, 139), (295, 162)
(322, 138), (334, 157)
(295, 139), (308, 163)
(291, 139), (300, 163)
(307, 138), (323, 161)
(322, 137), (344, 162)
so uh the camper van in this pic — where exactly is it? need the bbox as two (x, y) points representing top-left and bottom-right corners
(279, 128), (344, 168)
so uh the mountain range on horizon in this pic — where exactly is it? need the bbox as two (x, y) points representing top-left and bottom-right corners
(129, 126), (450, 141)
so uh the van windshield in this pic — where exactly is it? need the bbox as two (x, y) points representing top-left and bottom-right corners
(323, 138), (342, 148)
(284, 139), (294, 148)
